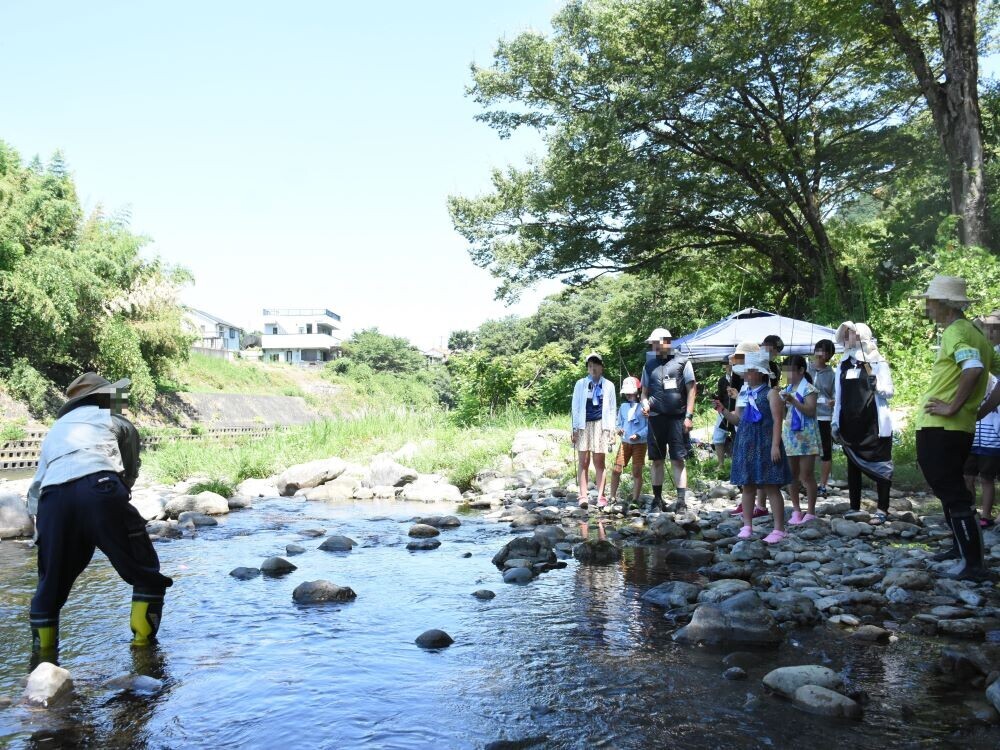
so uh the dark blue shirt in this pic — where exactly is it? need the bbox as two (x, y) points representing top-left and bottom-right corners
(585, 379), (603, 422)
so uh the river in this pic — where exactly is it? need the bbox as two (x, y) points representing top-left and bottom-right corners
(0, 496), (997, 749)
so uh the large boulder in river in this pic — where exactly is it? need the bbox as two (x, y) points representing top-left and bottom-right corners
(303, 476), (359, 502)
(492, 536), (556, 569)
(573, 539), (621, 565)
(641, 581), (701, 608)
(368, 454), (419, 487)
(276, 458), (347, 496)
(763, 665), (843, 699)
(235, 478), (280, 499)
(0, 492), (34, 539)
(292, 580), (357, 604)
(793, 685), (862, 719)
(163, 491), (230, 518)
(673, 591), (783, 648)
(129, 491), (166, 521)
(401, 478), (463, 504)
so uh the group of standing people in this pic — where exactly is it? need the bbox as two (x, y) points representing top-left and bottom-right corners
(571, 275), (1000, 581)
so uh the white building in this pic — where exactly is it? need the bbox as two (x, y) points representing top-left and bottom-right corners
(260, 308), (342, 364)
(184, 308), (244, 358)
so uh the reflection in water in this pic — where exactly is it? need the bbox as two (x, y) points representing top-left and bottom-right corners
(0, 500), (997, 749)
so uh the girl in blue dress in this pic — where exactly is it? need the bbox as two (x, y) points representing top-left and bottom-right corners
(715, 351), (793, 543)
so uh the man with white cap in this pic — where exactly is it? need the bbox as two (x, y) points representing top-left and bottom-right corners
(26, 372), (173, 657)
(915, 275), (1000, 580)
(640, 327), (697, 512)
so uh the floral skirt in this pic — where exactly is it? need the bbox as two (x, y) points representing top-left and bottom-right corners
(578, 420), (612, 454)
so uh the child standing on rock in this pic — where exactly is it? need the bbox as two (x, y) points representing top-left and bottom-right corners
(715, 351), (792, 544)
(607, 377), (648, 513)
(780, 355), (820, 525)
(810, 339), (837, 497)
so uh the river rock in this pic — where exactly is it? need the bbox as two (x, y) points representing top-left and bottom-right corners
(673, 591), (783, 648)
(415, 515), (461, 529)
(177, 511), (218, 527)
(229, 567), (260, 580)
(503, 567), (534, 584)
(260, 557), (297, 575)
(724, 667), (748, 680)
(146, 520), (182, 539)
(401, 479), (463, 503)
(987, 679), (1000, 714)
(129, 492), (166, 522)
(493, 536), (556, 569)
(534, 526), (567, 544)
(227, 495), (252, 510)
(276, 458), (347, 496)
(407, 539), (441, 551)
(763, 665), (843, 698)
(235, 478), (280, 499)
(832, 519), (861, 538)
(369, 454), (419, 487)
(851, 625), (890, 643)
(23, 663), (73, 706)
(473, 590), (496, 600)
(698, 579), (752, 604)
(303, 476), (358, 502)
(759, 591), (819, 626)
(285, 544), (306, 556)
(415, 629), (454, 649)
(106, 674), (163, 694)
(792, 684), (862, 719)
(649, 515), (686, 540)
(0, 493), (33, 538)
(881, 569), (934, 591)
(163, 491), (230, 518)
(730, 540), (768, 561)
(319, 535), (356, 552)
(299, 528), (327, 538)
(573, 540), (621, 564)
(408, 524), (440, 538)
(292, 580), (357, 604)
(641, 581), (701, 608)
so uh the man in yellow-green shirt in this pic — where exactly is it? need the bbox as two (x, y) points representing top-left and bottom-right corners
(915, 275), (1000, 581)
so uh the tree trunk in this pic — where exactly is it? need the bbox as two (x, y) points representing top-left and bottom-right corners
(876, 0), (989, 247)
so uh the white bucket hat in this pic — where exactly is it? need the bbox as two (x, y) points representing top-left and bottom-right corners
(744, 351), (772, 376)
(646, 327), (673, 343)
(730, 341), (760, 373)
(913, 275), (974, 303)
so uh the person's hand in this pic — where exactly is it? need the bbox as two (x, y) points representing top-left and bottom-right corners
(641, 399), (650, 416)
(684, 417), (693, 432)
(727, 387), (738, 400)
(713, 399), (725, 414)
(617, 428), (625, 436)
(831, 425), (842, 444)
(924, 398), (955, 417)
(629, 433), (639, 442)
(771, 445), (781, 463)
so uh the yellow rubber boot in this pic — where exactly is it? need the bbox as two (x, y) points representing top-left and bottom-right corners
(130, 601), (155, 646)
(31, 625), (58, 654)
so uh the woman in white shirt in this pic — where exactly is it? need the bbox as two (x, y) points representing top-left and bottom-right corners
(571, 352), (617, 509)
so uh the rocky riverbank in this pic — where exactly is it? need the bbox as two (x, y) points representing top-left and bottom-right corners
(2, 427), (1000, 724)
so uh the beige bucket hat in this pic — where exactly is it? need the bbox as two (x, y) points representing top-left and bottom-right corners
(912, 275), (974, 303)
(646, 327), (673, 343)
(57, 372), (130, 417)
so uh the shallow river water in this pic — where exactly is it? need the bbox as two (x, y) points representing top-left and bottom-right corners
(0, 497), (998, 749)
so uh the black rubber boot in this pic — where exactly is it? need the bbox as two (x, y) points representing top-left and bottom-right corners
(946, 509), (992, 582)
(931, 507), (960, 562)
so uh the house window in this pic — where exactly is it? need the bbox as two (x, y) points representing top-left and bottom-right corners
(272, 326), (279, 334)
(229, 329), (236, 339)
(306, 324), (313, 334)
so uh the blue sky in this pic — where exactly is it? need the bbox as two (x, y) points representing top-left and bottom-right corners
(3, 0), (564, 348)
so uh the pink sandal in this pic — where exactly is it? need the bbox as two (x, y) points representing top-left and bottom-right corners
(763, 529), (787, 544)
(738, 525), (754, 539)
(788, 511), (805, 525)
(597, 496), (608, 508)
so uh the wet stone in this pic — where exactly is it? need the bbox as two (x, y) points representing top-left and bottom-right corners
(408, 524), (441, 538)
(285, 544), (306, 556)
(503, 567), (534, 584)
(260, 557), (297, 575)
(472, 590), (496, 600)
(415, 629), (454, 649)
(793, 684), (862, 719)
(319, 535), (356, 552)
(292, 580), (357, 604)
(724, 667), (748, 681)
(573, 540), (621, 565)
(229, 567), (261, 580)
(407, 539), (441, 551)
(763, 665), (843, 698)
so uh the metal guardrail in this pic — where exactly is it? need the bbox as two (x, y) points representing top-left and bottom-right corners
(0, 424), (283, 473)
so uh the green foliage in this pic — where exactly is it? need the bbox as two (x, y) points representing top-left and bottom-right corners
(447, 329), (476, 352)
(0, 421), (27, 443)
(0, 139), (192, 413)
(166, 353), (295, 395)
(188, 478), (235, 499)
(341, 328), (425, 374)
(322, 359), (443, 410)
(4, 359), (52, 416)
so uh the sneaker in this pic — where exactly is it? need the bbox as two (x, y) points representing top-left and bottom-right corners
(980, 517), (996, 529)
(763, 529), (787, 545)
(818, 486), (829, 498)
(800, 513), (817, 523)
(729, 503), (744, 517)
(788, 511), (805, 525)
(752, 506), (769, 518)
(738, 525), (754, 539)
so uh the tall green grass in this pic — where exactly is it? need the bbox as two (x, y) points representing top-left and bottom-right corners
(143, 409), (569, 490)
(160, 354), (305, 396)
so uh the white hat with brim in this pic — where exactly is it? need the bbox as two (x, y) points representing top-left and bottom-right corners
(646, 327), (673, 343)
(912, 275), (974, 303)
(57, 372), (131, 418)
(835, 321), (856, 345)
(584, 351), (604, 365)
(744, 351), (772, 376)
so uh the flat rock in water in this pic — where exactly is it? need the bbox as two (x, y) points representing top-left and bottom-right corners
(503, 567), (534, 584)
(24, 663), (73, 706)
(292, 580), (357, 604)
(415, 515), (461, 529)
(723, 667), (748, 681)
(319, 535), (356, 552)
(407, 539), (441, 551)
(987, 679), (1000, 714)
(368, 453), (419, 487)
(106, 674), (163, 694)
(408, 524), (441, 538)
(793, 684), (862, 719)
(285, 544), (306, 556)
(229, 567), (260, 580)
(850, 625), (890, 643)
(641, 581), (701, 608)
(573, 540), (621, 565)
(472, 590), (496, 600)
(260, 557), (297, 575)
(163, 491), (230, 518)
(673, 591), (783, 648)
(235, 478), (280, 498)
(763, 666), (843, 698)
(415, 629), (454, 649)
(176, 511), (218, 527)
(227, 495), (252, 510)
(401, 480), (463, 504)
(299, 528), (327, 538)
(276, 458), (347, 496)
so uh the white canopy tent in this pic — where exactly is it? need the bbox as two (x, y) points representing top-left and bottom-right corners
(671, 308), (842, 363)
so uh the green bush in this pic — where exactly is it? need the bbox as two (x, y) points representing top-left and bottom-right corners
(188, 478), (235, 498)
(0, 421), (27, 443)
(5, 359), (52, 416)
(96, 316), (156, 407)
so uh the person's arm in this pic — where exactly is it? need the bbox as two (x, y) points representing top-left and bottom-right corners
(831, 368), (841, 431)
(769, 388), (784, 462)
(112, 415), (141, 488)
(635, 414), (648, 442)
(925, 367), (984, 417)
(977, 381), (1000, 420)
(26, 454), (46, 517)
(604, 381), (617, 432)
(616, 405), (625, 433)
(683, 361), (697, 431)
(570, 381), (583, 443)
(874, 361), (894, 401)
(796, 391), (818, 417)
(715, 402), (742, 426)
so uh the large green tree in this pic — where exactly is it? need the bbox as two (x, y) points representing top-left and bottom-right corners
(450, 0), (916, 306)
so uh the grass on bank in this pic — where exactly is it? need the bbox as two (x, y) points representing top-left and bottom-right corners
(143, 409), (569, 491)
(158, 353), (306, 397)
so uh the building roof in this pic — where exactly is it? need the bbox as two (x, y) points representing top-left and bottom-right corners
(185, 307), (244, 331)
(262, 308), (341, 322)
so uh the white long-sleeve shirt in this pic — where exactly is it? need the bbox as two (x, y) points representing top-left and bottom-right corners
(571, 376), (617, 431)
(27, 406), (125, 514)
